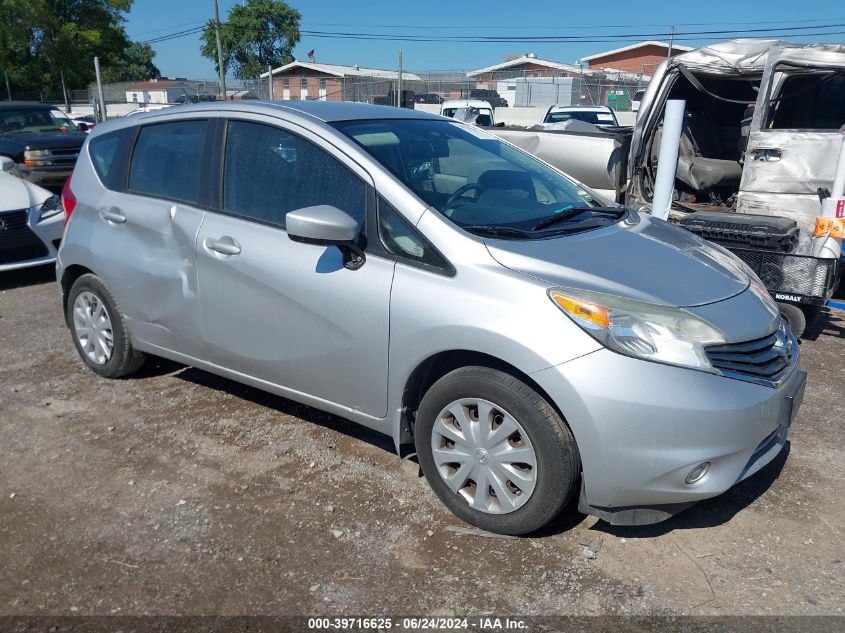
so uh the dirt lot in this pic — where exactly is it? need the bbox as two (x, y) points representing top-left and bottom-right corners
(1, 265), (844, 618)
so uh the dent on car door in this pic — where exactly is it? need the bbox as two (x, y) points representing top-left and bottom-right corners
(99, 118), (210, 355)
(195, 118), (395, 418)
(739, 46), (845, 233)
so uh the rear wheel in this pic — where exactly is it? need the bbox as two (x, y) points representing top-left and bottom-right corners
(67, 274), (145, 378)
(415, 366), (579, 535)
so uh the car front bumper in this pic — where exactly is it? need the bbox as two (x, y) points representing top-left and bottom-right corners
(532, 348), (805, 525)
(0, 207), (64, 272)
(16, 164), (74, 192)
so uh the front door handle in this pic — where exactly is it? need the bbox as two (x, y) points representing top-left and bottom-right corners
(205, 236), (241, 256)
(99, 208), (126, 224)
(751, 147), (782, 162)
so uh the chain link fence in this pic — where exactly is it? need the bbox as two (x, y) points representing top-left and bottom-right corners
(13, 66), (649, 120)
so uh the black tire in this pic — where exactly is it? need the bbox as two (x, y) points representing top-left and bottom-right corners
(778, 302), (806, 339)
(799, 305), (820, 329)
(66, 274), (145, 378)
(415, 366), (579, 535)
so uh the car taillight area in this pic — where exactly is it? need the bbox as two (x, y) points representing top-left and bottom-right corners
(61, 177), (76, 224)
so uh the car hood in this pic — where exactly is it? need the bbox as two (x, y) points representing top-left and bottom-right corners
(485, 212), (750, 308)
(0, 172), (53, 209)
(0, 131), (86, 150)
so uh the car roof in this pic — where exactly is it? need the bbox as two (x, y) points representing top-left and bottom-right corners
(217, 100), (442, 122)
(90, 100), (446, 137)
(548, 105), (612, 112)
(441, 99), (492, 108)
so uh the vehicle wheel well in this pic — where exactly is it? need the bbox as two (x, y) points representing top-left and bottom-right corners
(60, 265), (94, 320)
(401, 350), (563, 441)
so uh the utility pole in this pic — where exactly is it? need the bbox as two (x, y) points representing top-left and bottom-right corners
(667, 26), (675, 58)
(213, 0), (227, 100)
(268, 64), (273, 100)
(4, 71), (10, 100)
(94, 56), (107, 121)
(60, 70), (70, 112)
(397, 50), (403, 108)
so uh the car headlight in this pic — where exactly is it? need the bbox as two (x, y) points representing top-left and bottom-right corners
(36, 195), (63, 221)
(549, 287), (727, 372)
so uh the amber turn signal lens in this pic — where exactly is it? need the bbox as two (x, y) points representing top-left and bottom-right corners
(550, 291), (610, 328)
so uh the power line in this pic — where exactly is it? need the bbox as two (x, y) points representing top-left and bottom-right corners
(298, 17), (845, 30)
(138, 22), (845, 46)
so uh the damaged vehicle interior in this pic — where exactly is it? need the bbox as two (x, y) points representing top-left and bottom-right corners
(640, 64), (845, 213)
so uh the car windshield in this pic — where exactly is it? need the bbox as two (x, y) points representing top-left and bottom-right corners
(544, 110), (616, 125)
(0, 107), (75, 133)
(334, 118), (618, 235)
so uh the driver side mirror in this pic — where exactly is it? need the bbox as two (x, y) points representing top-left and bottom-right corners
(0, 156), (14, 172)
(76, 122), (90, 131)
(286, 205), (365, 270)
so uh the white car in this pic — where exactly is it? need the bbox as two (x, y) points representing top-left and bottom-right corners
(0, 157), (65, 271)
(440, 99), (495, 126)
(123, 104), (174, 117)
(542, 105), (619, 128)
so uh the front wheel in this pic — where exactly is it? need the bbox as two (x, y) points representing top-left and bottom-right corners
(415, 366), (580, 535)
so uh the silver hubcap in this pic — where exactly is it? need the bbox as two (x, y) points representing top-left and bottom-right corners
(431, 398), (537, 514)
(72, 291), (114, 365)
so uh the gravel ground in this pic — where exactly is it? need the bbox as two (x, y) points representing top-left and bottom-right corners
(1, 264), (843, 617)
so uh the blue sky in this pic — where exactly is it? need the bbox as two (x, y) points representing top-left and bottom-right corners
(124, 0), (845, 78)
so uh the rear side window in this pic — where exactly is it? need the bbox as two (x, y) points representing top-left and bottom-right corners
(128, 120), (208, 202)
(88, 128), (132, 190)
(222, 120), (366, 228)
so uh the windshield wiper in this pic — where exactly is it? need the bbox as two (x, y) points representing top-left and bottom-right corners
(460, 225), (534, 239)
(532, 206), (626, 232)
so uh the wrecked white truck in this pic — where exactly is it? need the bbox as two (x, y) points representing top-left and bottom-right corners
(493, 40), (844, 334)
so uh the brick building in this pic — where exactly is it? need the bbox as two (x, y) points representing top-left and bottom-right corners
(261, 61), (421, 102)
(582, 41), (693, 76)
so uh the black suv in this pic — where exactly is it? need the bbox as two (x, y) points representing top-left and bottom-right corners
(0, 102), (87, 191)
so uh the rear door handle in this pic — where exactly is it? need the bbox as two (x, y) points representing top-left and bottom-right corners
(99, 208), (126, 224)
(204, 236), (241, 256)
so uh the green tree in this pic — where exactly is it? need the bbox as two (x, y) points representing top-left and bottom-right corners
(0, 0), (136, 98)
(102, 41), (160, 83)
(200, 0), (301, 80)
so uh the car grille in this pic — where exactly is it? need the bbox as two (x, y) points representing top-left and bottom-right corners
(47, 147), (81, 167)
(0, 210), (48, 264)
(705, 322), (796, 385)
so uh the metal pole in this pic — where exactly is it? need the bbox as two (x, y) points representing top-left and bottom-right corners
(213, 0), (227, 99)
(60, 70), (70, 112)
(667, 26), (675, 58)
(94, 56), (107, 121)
(4, 71), (11, 100)
(268, 64), (273, 100)
(397, 50), (403, 108)
(652, 99), (685, 220)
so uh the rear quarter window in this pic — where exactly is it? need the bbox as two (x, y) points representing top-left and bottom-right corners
(88, 128), (133, 190)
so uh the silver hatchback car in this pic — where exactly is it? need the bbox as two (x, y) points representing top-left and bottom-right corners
(57, 102), (806, 535)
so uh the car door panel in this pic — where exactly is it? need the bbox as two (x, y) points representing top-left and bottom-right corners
(739, 45), (845, 232)
(195, 115), (393, 418)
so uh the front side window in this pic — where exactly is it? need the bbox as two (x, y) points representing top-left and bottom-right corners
(222, 120), (366, 228)
(378, 196), (450, 272)
(334, 118), (618, 237)
(768, 67), (845, 130)
(128, 119), (208, 202)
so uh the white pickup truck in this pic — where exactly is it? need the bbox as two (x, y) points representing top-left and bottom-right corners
(493, 39), (845, 237)
(440, 99), (496, 127)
